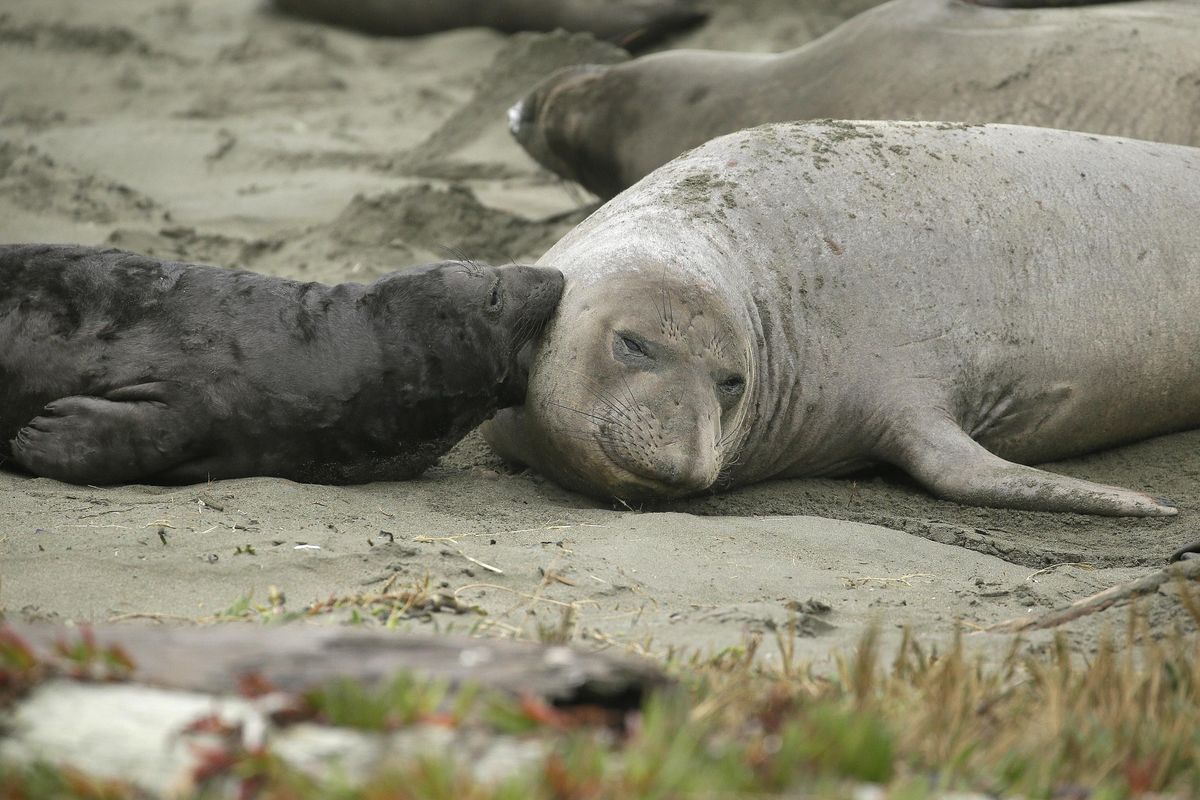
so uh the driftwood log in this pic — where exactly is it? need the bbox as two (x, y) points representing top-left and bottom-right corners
(3, 622), (667, 706)
(0, 624), (668, 793)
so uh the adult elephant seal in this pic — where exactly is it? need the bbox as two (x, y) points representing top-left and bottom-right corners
(0, 245), (563, 485)
(483, 121), (1200, 516)
(271, 0), (706, 50)
(510, 0), (1200, 197)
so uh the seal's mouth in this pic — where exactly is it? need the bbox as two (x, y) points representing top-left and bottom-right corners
(500, 335), (541, 406)
(597, 465), (709, 503)
(595, 434), (717, 501)
(514, 335), (537, 379)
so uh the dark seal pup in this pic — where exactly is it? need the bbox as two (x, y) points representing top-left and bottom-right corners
(0, 245), (563, 485)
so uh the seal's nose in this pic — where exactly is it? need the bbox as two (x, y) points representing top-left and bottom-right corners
(499, 264), (564, 321)
(509, 64), (608, 149)
(507, 98), (531, 137)
(655, 445), (720, 494)
(624, 417), (721, 496)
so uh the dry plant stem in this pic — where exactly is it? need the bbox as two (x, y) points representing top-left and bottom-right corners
(986, 558), (1200, 632)
(106, 612), (196, 624)
(453, 582), (588, 610)
(1024, 561), (1094, 581)
(456, 549), (504, 574)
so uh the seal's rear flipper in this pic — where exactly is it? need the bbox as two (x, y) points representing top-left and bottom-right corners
(880, 412), (1178, 516)
(10, 383), (198, 485)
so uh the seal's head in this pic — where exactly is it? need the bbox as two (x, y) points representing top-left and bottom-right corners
(367, 260), (564, 408)
(510, 64), (629, 199)
(485, 270), (755, 501)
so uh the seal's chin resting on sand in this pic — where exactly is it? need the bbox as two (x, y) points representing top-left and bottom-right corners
(485, 121), (1200, 516)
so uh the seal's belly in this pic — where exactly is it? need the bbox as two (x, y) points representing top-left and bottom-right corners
(964, 376), (1200, 465)
(952, 297), (1200, 463)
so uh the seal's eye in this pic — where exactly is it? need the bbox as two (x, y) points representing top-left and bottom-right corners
(718, 376), (745, 397)
(612, 331), (653, 366)
(487, 280), (502, 310)
(620, 335), (647, 357)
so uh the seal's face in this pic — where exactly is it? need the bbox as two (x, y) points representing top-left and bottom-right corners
(510, 64), (627, 199)
(372, 260), (564, 408)
(505, 272), (753, 501)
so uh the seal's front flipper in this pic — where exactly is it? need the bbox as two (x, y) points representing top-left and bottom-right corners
(10, 383), (198, 485)
(880, 412), (1178, 516)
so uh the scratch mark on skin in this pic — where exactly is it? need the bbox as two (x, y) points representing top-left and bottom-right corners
(897, 330), (952, 347)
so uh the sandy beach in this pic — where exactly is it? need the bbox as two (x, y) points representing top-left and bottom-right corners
(2, 0), (1198, 668)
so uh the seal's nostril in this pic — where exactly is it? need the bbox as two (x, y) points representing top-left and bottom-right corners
(507, 101), (526, 136)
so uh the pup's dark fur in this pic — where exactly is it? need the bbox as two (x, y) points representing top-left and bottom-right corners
(0, 244), (563, 485)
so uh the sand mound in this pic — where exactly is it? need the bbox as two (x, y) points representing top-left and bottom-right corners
(0, 141), (162, 226)
(328, 183), (567, 262)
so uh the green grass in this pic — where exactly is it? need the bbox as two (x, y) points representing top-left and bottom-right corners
(205, 577), (485, 627)
(4, 598), (1200, 799)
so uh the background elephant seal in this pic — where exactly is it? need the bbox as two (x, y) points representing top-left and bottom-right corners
(483, 121), (1200, 516)
(0, 245), (563, 485)
(510, 0), (1200, 197)
(271, 0), (706, 51)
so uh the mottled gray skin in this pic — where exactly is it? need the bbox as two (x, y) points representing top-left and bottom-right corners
(271, 0), (705, 50)
(0, 245), (563, 486)
(511, 0), (1200, 197)
(484, 121), (1200, 515)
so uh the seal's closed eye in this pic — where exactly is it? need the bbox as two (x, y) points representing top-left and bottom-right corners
(614, 332), (651, 362)
(717, 376), (745, 398)
(486, 277), (503, 313)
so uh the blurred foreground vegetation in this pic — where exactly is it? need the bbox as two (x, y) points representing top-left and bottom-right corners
(3, 593), (1200, 800)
